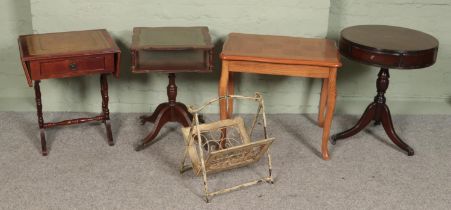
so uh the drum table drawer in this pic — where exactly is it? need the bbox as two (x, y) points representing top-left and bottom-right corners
(30, 54), (115, 80)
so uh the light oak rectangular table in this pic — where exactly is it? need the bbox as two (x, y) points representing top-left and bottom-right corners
(219, 33), (341, 160)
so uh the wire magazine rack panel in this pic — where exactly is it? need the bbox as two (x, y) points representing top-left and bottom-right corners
(180, 93), (274, 202)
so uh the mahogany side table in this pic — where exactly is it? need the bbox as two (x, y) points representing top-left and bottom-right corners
(220, 33), (342, 160)
(331, 25), (439, 156)
(131, 27), (213, 151)
(18, 29), (121, 156)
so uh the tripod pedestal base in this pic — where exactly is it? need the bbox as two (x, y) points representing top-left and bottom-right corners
(330, 102), (414, 156)
(330, 68), (414, 156)
(135, 73), (192, 151)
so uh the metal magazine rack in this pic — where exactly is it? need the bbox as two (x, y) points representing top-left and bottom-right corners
(180, 93), (274, 202)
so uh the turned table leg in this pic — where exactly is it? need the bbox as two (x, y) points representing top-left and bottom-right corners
(32, 76), (115, 156)
(34, 80), (47, 156)
(331, 68), (414, 156)
(100, 74), (114, 146)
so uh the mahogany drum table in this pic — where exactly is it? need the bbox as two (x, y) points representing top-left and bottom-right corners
(18, 29), (121, 156)
(219, 33), (342, 160)
(331, 25), (439, 156)
(131, 27), (213, 151)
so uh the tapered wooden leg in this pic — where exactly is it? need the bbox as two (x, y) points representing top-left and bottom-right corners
(330, 103), (376, 144)
(380, 104), (414, 156)
(100, 74), (114, 146)
(178, 102), (189, 112)
(174, 103), (192, 127)
(227, 72), (234, 118)
(135, 106), (171, 151)
(318, 78), (328, 127)
(321, 69), (337, 160)
(140, 103), (166, 125)
(219, 61), (230, 121)
(34, 80), (48, 156)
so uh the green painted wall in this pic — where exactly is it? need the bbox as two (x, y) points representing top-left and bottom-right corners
(0, 0), (33, 111)
(1, 0), (450, 114)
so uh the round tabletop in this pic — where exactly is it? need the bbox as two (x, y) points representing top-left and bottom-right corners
(339, 25), (439, 69)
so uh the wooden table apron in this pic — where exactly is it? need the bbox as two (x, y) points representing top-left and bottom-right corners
(18, 29), (121, 156)
(219, 60), (338, 160)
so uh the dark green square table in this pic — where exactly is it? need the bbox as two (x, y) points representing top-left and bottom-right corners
(131, 26), (214, 151)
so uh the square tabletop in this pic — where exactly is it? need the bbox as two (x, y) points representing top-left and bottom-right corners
(131, 27), (214, 72)
(132, 27), (213, 50)
(221, 33), (341, 67)
(18, 29), (120, 61)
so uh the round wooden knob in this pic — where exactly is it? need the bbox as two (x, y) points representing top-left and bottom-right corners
(69, 63), (77, 70)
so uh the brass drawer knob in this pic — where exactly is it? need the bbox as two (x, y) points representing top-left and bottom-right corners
(69, 63), (77, 70)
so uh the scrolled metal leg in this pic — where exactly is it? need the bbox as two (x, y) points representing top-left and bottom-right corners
(267, 149), (274, 184)
(179, 148), (193, 174)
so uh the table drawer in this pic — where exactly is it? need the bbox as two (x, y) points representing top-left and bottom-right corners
(30, 54), (115, 80)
